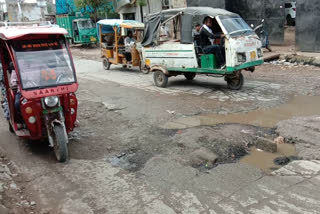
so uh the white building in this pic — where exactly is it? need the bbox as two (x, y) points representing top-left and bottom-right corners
(6, 0), (49, 21)
(0, 0), (7, 20)
(113, 0), (187, 22)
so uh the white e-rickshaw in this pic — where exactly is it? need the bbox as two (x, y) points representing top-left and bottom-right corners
(141, 7), (264, 90)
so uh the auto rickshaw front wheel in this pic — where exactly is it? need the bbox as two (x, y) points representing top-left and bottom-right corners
(103, 58), (111, 70)
(226, 72), (244, 90)
(154, 70), (168, 88)
(184, 73), (196, 81)
(53, 125), (69, 162)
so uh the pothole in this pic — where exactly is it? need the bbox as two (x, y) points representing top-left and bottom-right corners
(162, 95), (320, 129)
(240, 143), (298, 173)
(110, 149), (152, 172)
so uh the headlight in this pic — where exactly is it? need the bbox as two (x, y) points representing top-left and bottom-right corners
(28, 116), (36, 124)
(237, 53), (246, 63)
(44, 96), (59, 107)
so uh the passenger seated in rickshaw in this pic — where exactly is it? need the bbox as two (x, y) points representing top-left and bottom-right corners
(199, 16), (226, 68)
(124, 31), (136, 62)
(192, 24), (201, 40)
(8, 62), (21, 114)
(103, 34), (114, 49)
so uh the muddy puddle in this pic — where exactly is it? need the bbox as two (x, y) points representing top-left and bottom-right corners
(162, 95), (320, 129)
(240, 143), (297, 173)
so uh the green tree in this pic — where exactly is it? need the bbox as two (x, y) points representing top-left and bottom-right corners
(75, 0), (113, 22)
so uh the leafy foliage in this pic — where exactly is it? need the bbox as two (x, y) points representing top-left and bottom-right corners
(136, 0), (147, 6)
(75, 0), (116, 22)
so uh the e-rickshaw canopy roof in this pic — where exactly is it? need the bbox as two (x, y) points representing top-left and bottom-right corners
(97, 19), (144, 34)
(0, 26), (67, 40)
(142, 7), (237, 46)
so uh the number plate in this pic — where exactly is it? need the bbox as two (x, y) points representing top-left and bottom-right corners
(90, 36), (96, 42)
(250, 51), (256, 60)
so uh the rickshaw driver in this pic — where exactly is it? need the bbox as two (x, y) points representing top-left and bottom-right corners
(124, 31), (136, 62)
(199, 16), (225, 68)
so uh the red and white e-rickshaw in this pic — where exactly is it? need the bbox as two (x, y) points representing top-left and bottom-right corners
(0, 22), (78, 162)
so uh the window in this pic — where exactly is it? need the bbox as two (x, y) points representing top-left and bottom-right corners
(285, 3), (292, 8)
(12, 39), (76, 90)
(158, 15), (181, 42)
(162, 0), (170, 9)
(219, 16), (253, 36)
(77, 20), (94, 29)
(123, 13), (135, 20)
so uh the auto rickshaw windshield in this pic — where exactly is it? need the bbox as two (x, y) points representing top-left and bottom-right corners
(11, 39), (76, 90)
(219, 15), (253, 36)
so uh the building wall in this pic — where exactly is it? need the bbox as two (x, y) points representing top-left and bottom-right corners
(226, 0), (284, 44)
(296, 0), (320, 52)
(170, 0), (187, 8)
(7, 2), (44, 21)
(187, 0), (285, 45)
(187, 0), (225, 8)
(119, 0), (186, 22)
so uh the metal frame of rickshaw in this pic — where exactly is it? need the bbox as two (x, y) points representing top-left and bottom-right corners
(0, 21), (79, 162)
(97, 19), (146, 72)
(141, 7), (264, 90)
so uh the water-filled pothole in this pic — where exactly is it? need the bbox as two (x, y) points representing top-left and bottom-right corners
(240, 143), (297, 173)
(162, 95), (320, 129)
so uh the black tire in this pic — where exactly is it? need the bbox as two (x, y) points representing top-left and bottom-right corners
(53, 125), (69, 162)
(226, 73), (244, 90)
(287, 15), (294, 26)
(184, 73), (196, 80)
(8, 121), (14, 133)
(103, 58), (111, 70)
(153, 70), (168, 88)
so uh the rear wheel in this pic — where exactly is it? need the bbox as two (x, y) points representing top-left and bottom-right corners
(53, 125), (69, 162)
(287, 15), (294, 26)
(153, 70), (168, 88)
(103, 58), (111, 70)
(184, 73), (196, 80)
(226, 72), (244, 90)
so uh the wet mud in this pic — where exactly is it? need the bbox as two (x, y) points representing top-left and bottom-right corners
(240, 143), (297, 173)
(163, 95), (320, 129)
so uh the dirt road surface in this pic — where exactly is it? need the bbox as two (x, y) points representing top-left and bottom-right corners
(0, 46), (320, 213)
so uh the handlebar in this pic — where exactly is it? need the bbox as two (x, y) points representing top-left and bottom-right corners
(254, 24), (263, 32)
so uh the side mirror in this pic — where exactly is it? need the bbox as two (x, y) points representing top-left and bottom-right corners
(262, 19), (265, 23)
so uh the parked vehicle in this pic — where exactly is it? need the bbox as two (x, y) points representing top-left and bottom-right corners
(56, 14), (97, 44)
(252, 19), (272, 52)
(97, 19), (147, 73)
(0, 22), (79, 162)
(141, 7), (264, 90)
(285, 2), (296, 26)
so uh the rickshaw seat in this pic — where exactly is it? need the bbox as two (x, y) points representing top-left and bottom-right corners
(194, 40), (203, 55)
(101, 43), (113, 50)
